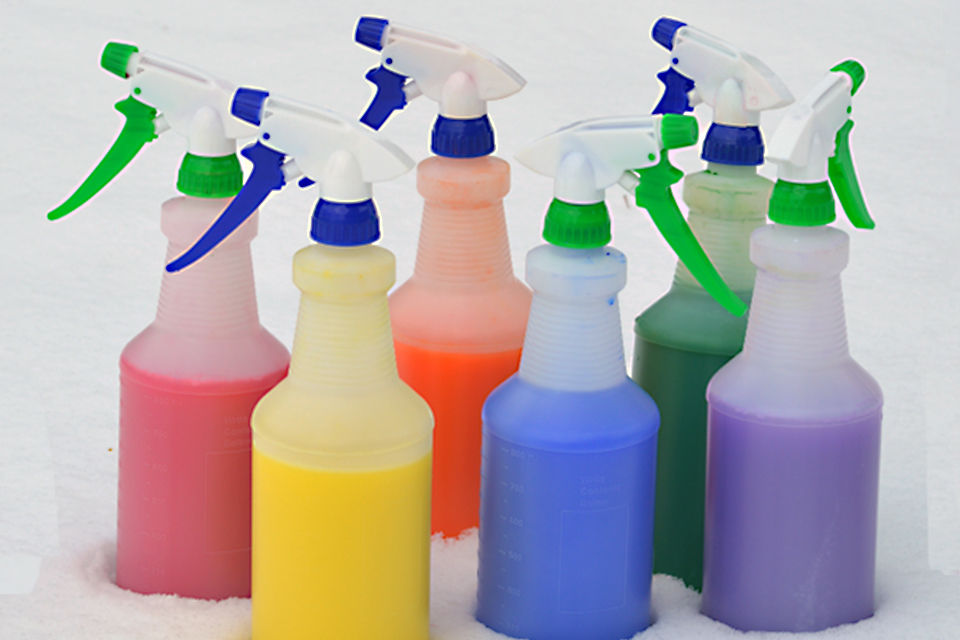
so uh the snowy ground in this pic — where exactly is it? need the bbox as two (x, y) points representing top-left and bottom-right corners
(2, 0), (958, 637)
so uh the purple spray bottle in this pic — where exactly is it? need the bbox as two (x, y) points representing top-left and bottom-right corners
(701, 60), (882, 632)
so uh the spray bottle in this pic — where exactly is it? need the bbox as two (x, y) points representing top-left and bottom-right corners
(46, 43), (289, 598)
(169, 91), (432, 640)
(702, 60), (881, 632)
(634, 17), (794, 590)
(476, 114), (744, 640)
(355, 17), (532, 537)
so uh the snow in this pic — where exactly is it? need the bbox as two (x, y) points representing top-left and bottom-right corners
(2, 0), (958, 637)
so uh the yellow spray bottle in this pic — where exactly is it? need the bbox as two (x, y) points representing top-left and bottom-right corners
(168, 90), (432, 639)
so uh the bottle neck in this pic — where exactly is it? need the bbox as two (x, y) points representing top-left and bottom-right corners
(742, 225), (851, 368)
(287, 244), (398, 389)
(412, 156), (516, 288)
(518, 246), (626, 392)
(674, 165), (771, 294)
(155, 197), (260, 336)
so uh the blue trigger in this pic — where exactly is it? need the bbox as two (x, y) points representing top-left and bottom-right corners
(652, 67), (695, 115)
(298, 177), (315, 188)
(359, 65), (410, 129)
(165, 141), (288, 272)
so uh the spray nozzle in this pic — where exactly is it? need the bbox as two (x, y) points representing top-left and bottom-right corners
(46, 41), (256, 221)
(649, 17), (793, 165)
(766, 60), (873, 229)
(354, 16), (525, 157)
(166, 91), (413, 272)
(517, 114), (745, 316)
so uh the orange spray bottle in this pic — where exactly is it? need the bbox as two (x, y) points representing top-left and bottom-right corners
(355, 17), (531, 536)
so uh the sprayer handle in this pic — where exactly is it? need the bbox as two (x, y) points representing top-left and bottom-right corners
(828, 118), (874, 229)
(652, 68), (695, 115)
(359, 65), (410, 129)
(634, 156), (747, 316)
(166, 141), (287, 272)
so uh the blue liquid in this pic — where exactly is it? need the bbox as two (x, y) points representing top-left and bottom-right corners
(476, 376), (659, 640)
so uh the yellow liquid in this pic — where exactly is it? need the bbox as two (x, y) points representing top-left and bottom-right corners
(252, 448), (432, 640)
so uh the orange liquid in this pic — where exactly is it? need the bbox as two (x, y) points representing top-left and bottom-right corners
(395, 340), (521, 536)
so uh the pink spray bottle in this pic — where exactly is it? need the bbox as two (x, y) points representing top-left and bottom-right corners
(46, 42), (289, 598)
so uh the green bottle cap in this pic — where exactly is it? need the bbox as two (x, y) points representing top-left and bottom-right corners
(831, 59), (865, 95)
(542, 199), (611, 249)
(101, 42), (138, 79)
(660, 113), (699, 150)
(177, 153), (243, 198)
(768, 180), (835, 226)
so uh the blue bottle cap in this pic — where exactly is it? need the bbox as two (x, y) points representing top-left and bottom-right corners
(311, 199), (381, 246)
(701, 124), (764, 166)
(431, 115), (495, 158)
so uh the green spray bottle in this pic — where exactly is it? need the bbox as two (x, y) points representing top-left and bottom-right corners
(634, 18), (793, 590)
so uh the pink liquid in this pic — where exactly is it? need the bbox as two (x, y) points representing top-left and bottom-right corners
(116, 357), (287, 599)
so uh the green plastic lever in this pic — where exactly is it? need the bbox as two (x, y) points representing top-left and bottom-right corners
(634, 155), (748, 317)
(828, 118), (874, 230)
(47, 96), (159, 220)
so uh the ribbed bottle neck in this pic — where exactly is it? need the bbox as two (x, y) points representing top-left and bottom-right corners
(288, 293), (397, 389)
(518, 246), (627, 391)
(673, 207), (763, 293)
(155, 236), (260, 336)
(742, 269), (849, 368)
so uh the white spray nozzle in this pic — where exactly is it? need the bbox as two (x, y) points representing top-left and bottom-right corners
(355, 17), (524, 132)
(651, 18), (792, 127)
(517, 115), (695, 204)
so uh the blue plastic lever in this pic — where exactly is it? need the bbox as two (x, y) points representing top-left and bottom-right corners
(166, 141), (288, 272)
(652, 67), (695, 115)
(359, 65), (410, 129)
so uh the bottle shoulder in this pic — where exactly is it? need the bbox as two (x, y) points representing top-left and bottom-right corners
(252, 378), (433, 469)
(121, 323), (289, 383)
(635, 285), (749, 355)
(707, 354), (883, 423)
(417, 155), (511, 203)
(390, 277), (531, 351)
(483, 377), (659, 452)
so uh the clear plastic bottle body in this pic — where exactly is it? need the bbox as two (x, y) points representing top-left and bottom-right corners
(251, 244), (433, 640)
(477, 246), (658, 640)
(702, 224), (883, 631)
(632, 164), (769, 590)
(390, 155), (531, 536)
(116, 195), (289, 598)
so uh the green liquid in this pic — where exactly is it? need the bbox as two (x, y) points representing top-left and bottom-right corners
(632, 284), (750, 591)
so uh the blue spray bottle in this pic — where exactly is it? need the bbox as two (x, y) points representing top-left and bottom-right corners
(476, 113), (745, 640)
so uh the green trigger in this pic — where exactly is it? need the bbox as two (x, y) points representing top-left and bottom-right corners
(47, 96), (159, 220)
(827, 118), (874, 229)
(634, 155), (747, 317)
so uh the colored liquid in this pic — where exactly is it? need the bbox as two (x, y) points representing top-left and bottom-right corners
(251, 449), (431, 640)
(632, 285), (748, 591)
(116, 358), (286, 598)
(702, 405), (881, 631)
(477, 378), (658, 640)
(395, 340), (521, 536)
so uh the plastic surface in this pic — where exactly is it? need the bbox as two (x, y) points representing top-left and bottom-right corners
(354, 17), (525, 156)
(702, 224), (883, 631)
(176, 153), (242, 198)
(251, 243), (432, 639)
(701, 123), (764, 165)
(116, 196), (289, 598)
(390, 155), (530, 536)
(476, 246), (659, 639)
(633, 163), (770, 590)
(167, 93), (412, 272)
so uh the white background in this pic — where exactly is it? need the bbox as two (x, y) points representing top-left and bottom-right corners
(1, 0), (958, 637)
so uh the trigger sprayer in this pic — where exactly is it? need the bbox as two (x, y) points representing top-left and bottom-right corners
(48, 42), (255, 219)
(517, 114), (746, 316)
(354, 16), (524, 156)
(166, 90), (413, 271)
(766, 60), (873, 228)
(650, 17), (793, 164)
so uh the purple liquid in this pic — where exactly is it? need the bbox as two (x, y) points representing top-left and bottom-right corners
(702, 404), (881, 632)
